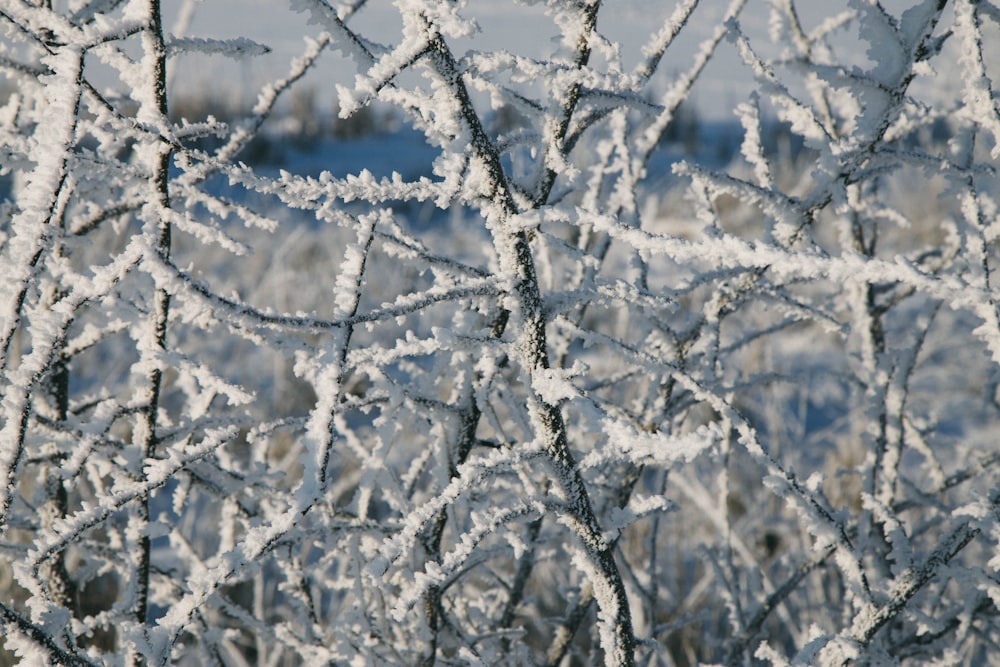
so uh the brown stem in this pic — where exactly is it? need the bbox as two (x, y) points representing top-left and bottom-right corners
(134, 1), (171, 658)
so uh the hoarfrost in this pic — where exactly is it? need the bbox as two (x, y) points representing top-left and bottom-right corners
(3, 1), (1000, 666)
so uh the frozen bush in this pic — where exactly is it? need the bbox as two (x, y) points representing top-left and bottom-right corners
(3, 1), (1000, 665)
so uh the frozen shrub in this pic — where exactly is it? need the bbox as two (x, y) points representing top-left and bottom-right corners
(3, 1), (1000, 665)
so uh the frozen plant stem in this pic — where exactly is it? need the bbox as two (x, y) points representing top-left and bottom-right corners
(0, 45), (83, 530)
(421, 10), (636, 664)
(532, 0), (600, 207)
(133, 0), (171, 657)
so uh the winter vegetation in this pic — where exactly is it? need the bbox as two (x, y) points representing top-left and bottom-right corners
(3, 0), (1000, 665)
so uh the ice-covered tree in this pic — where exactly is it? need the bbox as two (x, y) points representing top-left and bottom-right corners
(3, 0), (1000, 665)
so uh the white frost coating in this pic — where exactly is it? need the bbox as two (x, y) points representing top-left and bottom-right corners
(0, 47), (83, 370)
(232, 32), (334, 148)
(333, 213), (377, 319)
(755, 640), (792, 666)
(954, 0), (1000, 159)
(335, 1), (456, 118)
(860, 493), (913, 578)
(391, 501), (535, 620)
(606, 495), (674, 534)
(367, 444), (543, 576)
(736, 93), (774, 189)
(633, 0), (700, 82)
(26, 426), (236, 576)
(728, 20), (831, 152)
(532, 361), (586, 405)
(582, 420), (722, 470)
(160, 206), (252, 256)
(567, 546), (628, 666)
(155, 505), (301, 645)
(587, 209), (1000, 360)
